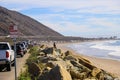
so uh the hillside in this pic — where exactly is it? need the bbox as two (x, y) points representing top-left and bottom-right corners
(0, 6), (63, 36)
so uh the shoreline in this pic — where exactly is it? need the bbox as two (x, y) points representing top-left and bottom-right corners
(56, 42), (120, 78)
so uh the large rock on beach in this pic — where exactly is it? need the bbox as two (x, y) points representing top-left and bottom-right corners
(64, 50), (73, 56)
(70, 60), (91, 72)
(48, 64), (72, 80)
(28, 62), (42, 77)
(64, 55), (78, 62)
(39, 64), (72, 80)
(91, 68), (101, 77)
(46, 60), (73, 70)
(42, 47), (55, 54)
(41, 47), (61, 56)
(37, 56), (58, 63)
(78, 58), (96, 70)
(70, 70), (88, 79)
(40, 44), (48, 50)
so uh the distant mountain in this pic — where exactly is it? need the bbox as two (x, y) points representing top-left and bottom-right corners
(0, 6), (63, 37)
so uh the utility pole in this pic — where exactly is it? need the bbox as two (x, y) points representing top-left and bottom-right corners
(13, 38), (17, 80)
(9, 23), (18, 80)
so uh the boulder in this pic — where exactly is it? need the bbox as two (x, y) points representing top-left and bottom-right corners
(42, 47), (60, 56)
(97, 72), (104, 80)
(48, 64), (72, 80)
(42, 47), (54, 54)
(28, 62), (42, 77)
(46, 61), (56, 68)
(55, 49), (62, 55)
(80, 57), (91, 64)
(37, 55), (60, 63)
(91, 68), (101, 77)
(42, 67), (52, 74)
(46, 60), (73, 70)
(64, 50), (73, 56)
(40, 44), (47, 49)
(38, 52), (46, 56)
(61, 52), (65, 58)
(70, 70), (87, 79)
(64, 51), (92, 67)
(45, 67), (52, 71)
(104, 74), (113, 80)
(64, 55), (78, 62)
(70, 60), (91, 72)
(78, 58), (96, 70)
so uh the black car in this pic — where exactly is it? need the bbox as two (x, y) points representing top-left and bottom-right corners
(16, 45), (24, 57)
(16, 42), (27, 54)
(22, 41), (28, 49)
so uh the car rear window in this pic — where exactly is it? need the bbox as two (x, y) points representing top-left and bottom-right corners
(0, 44), (9, 50)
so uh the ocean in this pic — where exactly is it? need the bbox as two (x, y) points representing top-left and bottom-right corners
(68, 40), (120, 61)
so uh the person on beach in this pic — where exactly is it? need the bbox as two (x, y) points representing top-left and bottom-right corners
(53, 42), (57, 49)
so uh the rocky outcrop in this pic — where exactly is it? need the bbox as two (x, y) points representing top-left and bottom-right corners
(28, 45), (120, 80)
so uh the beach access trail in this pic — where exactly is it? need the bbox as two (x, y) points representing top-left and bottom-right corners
(57, 42), (120, 78)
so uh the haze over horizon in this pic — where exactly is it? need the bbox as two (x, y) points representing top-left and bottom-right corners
(0, 0), (120, 38)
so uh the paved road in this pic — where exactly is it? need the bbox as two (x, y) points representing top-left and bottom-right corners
(0, 53), (29, 80)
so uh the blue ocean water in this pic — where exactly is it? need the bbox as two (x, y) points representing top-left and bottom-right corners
(68, 40), (120, 61)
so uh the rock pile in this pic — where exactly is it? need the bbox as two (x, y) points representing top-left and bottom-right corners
(28, 45), (119, 80)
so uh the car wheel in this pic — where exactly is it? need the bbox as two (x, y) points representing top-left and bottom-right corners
(7, 63), (11, 71)
(12, 60), (15, 66)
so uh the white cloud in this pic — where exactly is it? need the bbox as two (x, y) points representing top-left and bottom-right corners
(28, 11), (120, 37)
(87, 18), (120, 29)
(41, 21), (106, 35)
(1, 0), (120, 14)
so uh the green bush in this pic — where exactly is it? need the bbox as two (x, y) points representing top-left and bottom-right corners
(29, 46), (39, 54)
(18, 46), (40, 80)
(27, 46), (40, 64)
(18, 69), (31, 80)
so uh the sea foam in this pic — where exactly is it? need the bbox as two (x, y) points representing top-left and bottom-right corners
(91, 40), (120, 57)
(68, 40), (120, 61)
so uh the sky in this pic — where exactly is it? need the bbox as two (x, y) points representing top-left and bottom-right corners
(0, 0), (120, 38)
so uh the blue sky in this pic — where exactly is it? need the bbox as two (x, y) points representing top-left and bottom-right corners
(0, 0), (120, 38)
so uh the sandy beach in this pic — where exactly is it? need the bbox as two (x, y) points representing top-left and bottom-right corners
(56, 42), (120, 78)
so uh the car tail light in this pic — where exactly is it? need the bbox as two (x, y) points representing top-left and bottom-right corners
(6, 51), (9, 58)
(19, 50), (22, 53)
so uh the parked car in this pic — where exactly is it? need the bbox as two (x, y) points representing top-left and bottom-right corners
(16, 42), (27, 54)
(22, 41), (28, 49)
(0, 42), (15, 71)
(12, 44), (24, 57)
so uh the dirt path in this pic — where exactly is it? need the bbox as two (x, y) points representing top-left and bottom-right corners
(0, 53), (30, 80)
